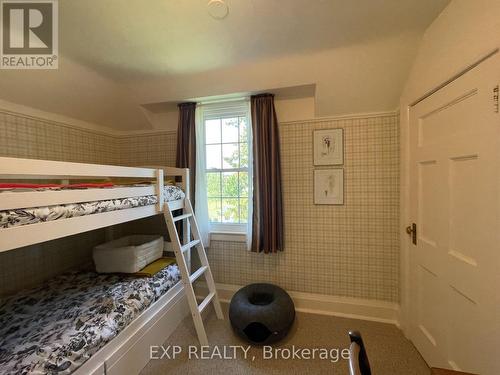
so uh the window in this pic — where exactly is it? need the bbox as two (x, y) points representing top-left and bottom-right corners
(203, 102), (251, 233)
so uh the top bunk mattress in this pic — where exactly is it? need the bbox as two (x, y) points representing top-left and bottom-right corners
(0, 185), (184, 229)
(0, 265), (181, 375)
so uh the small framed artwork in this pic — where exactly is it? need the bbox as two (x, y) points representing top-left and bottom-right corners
(314, 169), (344, 205)
(313, 128), (344, 165)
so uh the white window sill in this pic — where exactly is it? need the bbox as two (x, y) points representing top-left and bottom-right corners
(210, 231), (247, 243)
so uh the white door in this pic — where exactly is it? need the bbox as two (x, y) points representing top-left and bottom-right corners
(408, 53), (500, 374)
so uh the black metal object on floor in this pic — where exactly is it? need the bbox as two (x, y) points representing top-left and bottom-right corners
(229, 283), (295, 345)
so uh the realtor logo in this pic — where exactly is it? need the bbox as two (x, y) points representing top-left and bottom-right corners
(1, 0), (58, 69)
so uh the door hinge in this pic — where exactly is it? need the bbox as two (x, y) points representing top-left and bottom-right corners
(494, 85), (499, 113)
(406, 223), (417, 245)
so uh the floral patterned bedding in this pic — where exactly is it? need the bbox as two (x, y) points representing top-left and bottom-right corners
(0, 185), (185, 229)
(0, 265), (181, 375)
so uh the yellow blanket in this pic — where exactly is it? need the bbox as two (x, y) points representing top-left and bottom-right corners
(133, 257), (176, 277)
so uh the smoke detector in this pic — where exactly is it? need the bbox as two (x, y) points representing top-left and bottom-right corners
(207, 0), (229, 20)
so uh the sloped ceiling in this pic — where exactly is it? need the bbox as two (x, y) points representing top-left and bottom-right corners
(0, 0), (450, 130)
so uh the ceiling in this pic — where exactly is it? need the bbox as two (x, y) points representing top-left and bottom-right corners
(0, 0), (450, 130)
(60, 0), (449, 81)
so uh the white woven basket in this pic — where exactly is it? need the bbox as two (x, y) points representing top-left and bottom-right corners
(93, 235), (163, 274)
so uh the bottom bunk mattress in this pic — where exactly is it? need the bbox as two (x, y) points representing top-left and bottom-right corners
(0, 265), (181, 375)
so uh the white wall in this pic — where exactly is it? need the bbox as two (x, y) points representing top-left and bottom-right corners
(95, 29), (420, 132)
(0, 55), (152, 131)
(141, 107), (179, 132)
(275, 97), (315, 123)
(142, 95), (316, 132)
(401, 0), (500, 103)
(399, 0), (500, 334)
(130, 32), (421, 120)
(0, 93), (316, 136)
(0, 30), (424, 132)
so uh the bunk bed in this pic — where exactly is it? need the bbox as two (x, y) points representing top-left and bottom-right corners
(0, 157), (189, 252)
(0, 157), (194, 375)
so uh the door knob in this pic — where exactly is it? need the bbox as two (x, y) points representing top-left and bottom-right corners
(406, 223), (417, 245)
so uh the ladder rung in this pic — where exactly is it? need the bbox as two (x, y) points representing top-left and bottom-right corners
(181, 239), (200, 253)
(198, 292), (215, 313)
(189, 266), (207, 283)
(165, 196), (223, 346)
(173, 213), (192, 222)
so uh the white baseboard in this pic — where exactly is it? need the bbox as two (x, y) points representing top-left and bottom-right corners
(195, 282), (400, 326)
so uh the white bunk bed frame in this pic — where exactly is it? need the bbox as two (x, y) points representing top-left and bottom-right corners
(0, 157), (187, 252)
(0, 156), (221, 375)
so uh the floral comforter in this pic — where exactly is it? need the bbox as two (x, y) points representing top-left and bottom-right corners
(0, 185), (185, 229)
(0, 265), (180, 375)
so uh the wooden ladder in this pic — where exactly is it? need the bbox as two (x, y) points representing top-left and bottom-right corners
(164, 198), (224, 346)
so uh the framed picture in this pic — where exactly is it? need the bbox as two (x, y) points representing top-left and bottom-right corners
(313, 128), (344, 165)
(314, 169), (344, 205)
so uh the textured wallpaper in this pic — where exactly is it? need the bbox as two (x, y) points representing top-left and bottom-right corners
(0, 111), (176, 166)
(0, 110), (399, 302)
(207, 114), (400, 302)
(0, 111), (175, 295)
(118, 132), (177, 167)
(0, 111), (119, 164)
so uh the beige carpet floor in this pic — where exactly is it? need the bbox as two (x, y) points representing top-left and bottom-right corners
(141, 303), (429, 375)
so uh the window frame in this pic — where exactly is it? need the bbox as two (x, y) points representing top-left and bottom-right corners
(201, 101), (251, 234)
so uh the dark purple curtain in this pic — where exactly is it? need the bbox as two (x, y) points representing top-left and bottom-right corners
(176, 102), (196, 205)
(250, 94), (284, 253)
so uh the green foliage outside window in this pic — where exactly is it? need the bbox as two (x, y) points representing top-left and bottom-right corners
(206, 116), (249, 224)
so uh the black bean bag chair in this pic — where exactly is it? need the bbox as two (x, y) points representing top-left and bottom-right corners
(229, 283), (295, 345)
